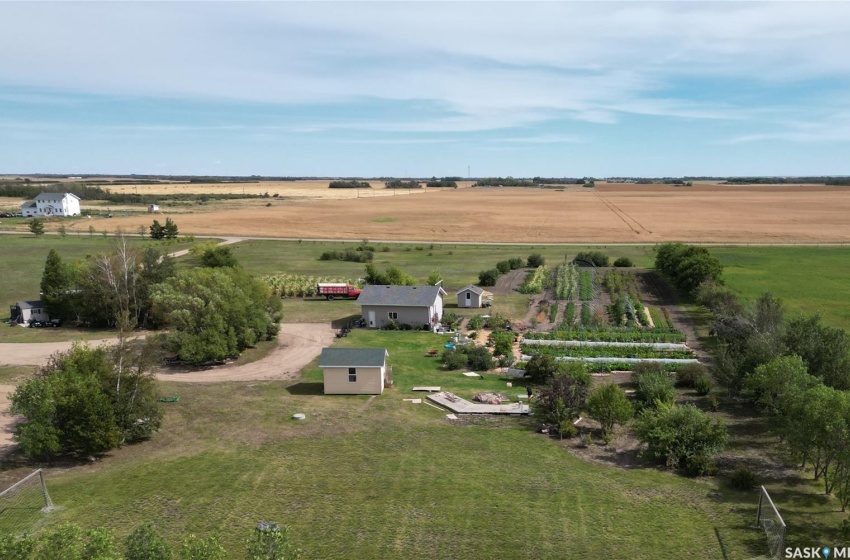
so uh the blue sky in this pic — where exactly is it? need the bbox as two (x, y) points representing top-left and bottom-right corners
(1, 1), (850, 177)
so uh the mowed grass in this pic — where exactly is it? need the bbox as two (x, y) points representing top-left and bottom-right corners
(713, 246), (850, 329)
(0, 235), (199, 341)
(25, 330), (765, 559)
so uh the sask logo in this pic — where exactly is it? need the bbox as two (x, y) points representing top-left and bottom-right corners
(785, 547), (844, 559)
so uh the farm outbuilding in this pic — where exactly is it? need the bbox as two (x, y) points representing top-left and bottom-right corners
(319, 347), (391, 395)
(356, 285), (446, 329)
(455, 285), (493, 308)
(10, 300), (49, 325)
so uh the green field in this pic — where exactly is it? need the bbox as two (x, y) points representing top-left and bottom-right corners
(217, 240), (657, 288)
(1, 330), (798, 559)
(713, 246), (850, 329)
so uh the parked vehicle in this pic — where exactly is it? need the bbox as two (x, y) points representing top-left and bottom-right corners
(316, 282), (362, 300)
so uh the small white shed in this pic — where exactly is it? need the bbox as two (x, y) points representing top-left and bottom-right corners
(456, 285), (492, 308)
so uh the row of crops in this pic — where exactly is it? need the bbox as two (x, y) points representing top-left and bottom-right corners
(530, 326), (687, 343)
(554, 263), (595, 301)
(518, 265), (549, 294)
(604, 270), (651, 328)
(555, 263), (578, 299)
(520, 342), (695, 360)
(262, 274), (358, 297)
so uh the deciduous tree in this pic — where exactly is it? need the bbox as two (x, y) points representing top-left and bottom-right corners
(586, 383), (633, 436)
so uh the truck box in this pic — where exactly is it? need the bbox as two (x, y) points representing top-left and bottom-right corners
(316, 282), (362, 300)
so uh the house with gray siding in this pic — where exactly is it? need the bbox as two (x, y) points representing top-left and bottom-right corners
(356, 285), (446, 329)
(319, 347), (390, 395)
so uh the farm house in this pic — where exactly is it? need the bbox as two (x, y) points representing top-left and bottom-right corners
(455, 285), (493, 308)
(20, 193), (81, 217)
(319, 347), (391, 395)
(356, 285), (446, 329)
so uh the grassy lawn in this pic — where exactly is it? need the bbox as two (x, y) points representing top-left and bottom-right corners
(713, 246), (850, 330)
(0, 365), (36, 384)
(2, 329), (772, 559)
(0, 235), (200, 342)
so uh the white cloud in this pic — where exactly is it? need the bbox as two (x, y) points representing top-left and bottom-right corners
(1, 2), (849, 137)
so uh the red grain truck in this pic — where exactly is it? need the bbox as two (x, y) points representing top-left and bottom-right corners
(316, 282), (362, 300)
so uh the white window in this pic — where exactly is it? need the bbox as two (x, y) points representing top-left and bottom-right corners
(388, 312), (398, 320)
(348, 368), (357, 382)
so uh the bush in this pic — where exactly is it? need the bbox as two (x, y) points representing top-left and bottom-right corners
(635, 370), (676, 409)
(574, 251), (609, 267)
(694, 374), (712, 395)
(635, 403), (728, 475)
(442, 348), (468, 370)
(496, 260), (511, 274)
(508, 257), (524, 270)
(478, 268), (500, 287)
(467, 315), (484, 330)
(532, 367), (590, 439)
(466, 345), (495, 371)
(675, 363), (708, 388)
(729, 464), (758, 490)
(527, 253), (546, 267)
(320, 248), (373, 263)
(201, 246), (239, 268)
(613, 257), (633, 267)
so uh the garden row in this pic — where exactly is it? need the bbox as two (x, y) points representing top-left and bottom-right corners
(520, 342), (695, 360)
(533, 326), (686, 343)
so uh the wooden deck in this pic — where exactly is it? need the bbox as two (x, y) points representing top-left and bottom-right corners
(427, 392), (530, 415)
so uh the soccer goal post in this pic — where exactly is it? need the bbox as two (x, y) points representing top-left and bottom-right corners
(753, 485), (786, 559)
(0, 469), (54, 535)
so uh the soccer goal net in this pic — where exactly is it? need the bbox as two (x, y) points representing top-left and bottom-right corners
(0, 469), (54, 535)
(754, 485), (786, 559)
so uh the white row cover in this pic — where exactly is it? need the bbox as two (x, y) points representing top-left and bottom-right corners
(523, 339), (690, 351)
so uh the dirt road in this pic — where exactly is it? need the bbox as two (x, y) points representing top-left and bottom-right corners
(0, 338), (127, 367)
(155, 323), (334, 383)
(0, 324), (331, 382)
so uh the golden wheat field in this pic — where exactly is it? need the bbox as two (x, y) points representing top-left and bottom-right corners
(67, 182), (850, 243)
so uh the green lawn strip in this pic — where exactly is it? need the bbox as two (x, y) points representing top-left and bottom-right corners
(0, 365), (37, 384)
(713, 246), (850, 330)
(42, 419), (755, 559)
(280, 298), (360, 324)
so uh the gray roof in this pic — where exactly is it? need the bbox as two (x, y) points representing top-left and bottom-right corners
(20, 201), (37, 208)
(320, 348), (388, 368)
(357, 285), (446, 307)
(456, 285), (484, 296)
(16, 300), (43, 309)
(34, 192), (80, 201)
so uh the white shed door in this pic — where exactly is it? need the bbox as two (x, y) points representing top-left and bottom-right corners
(368, 311), (376, 327)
